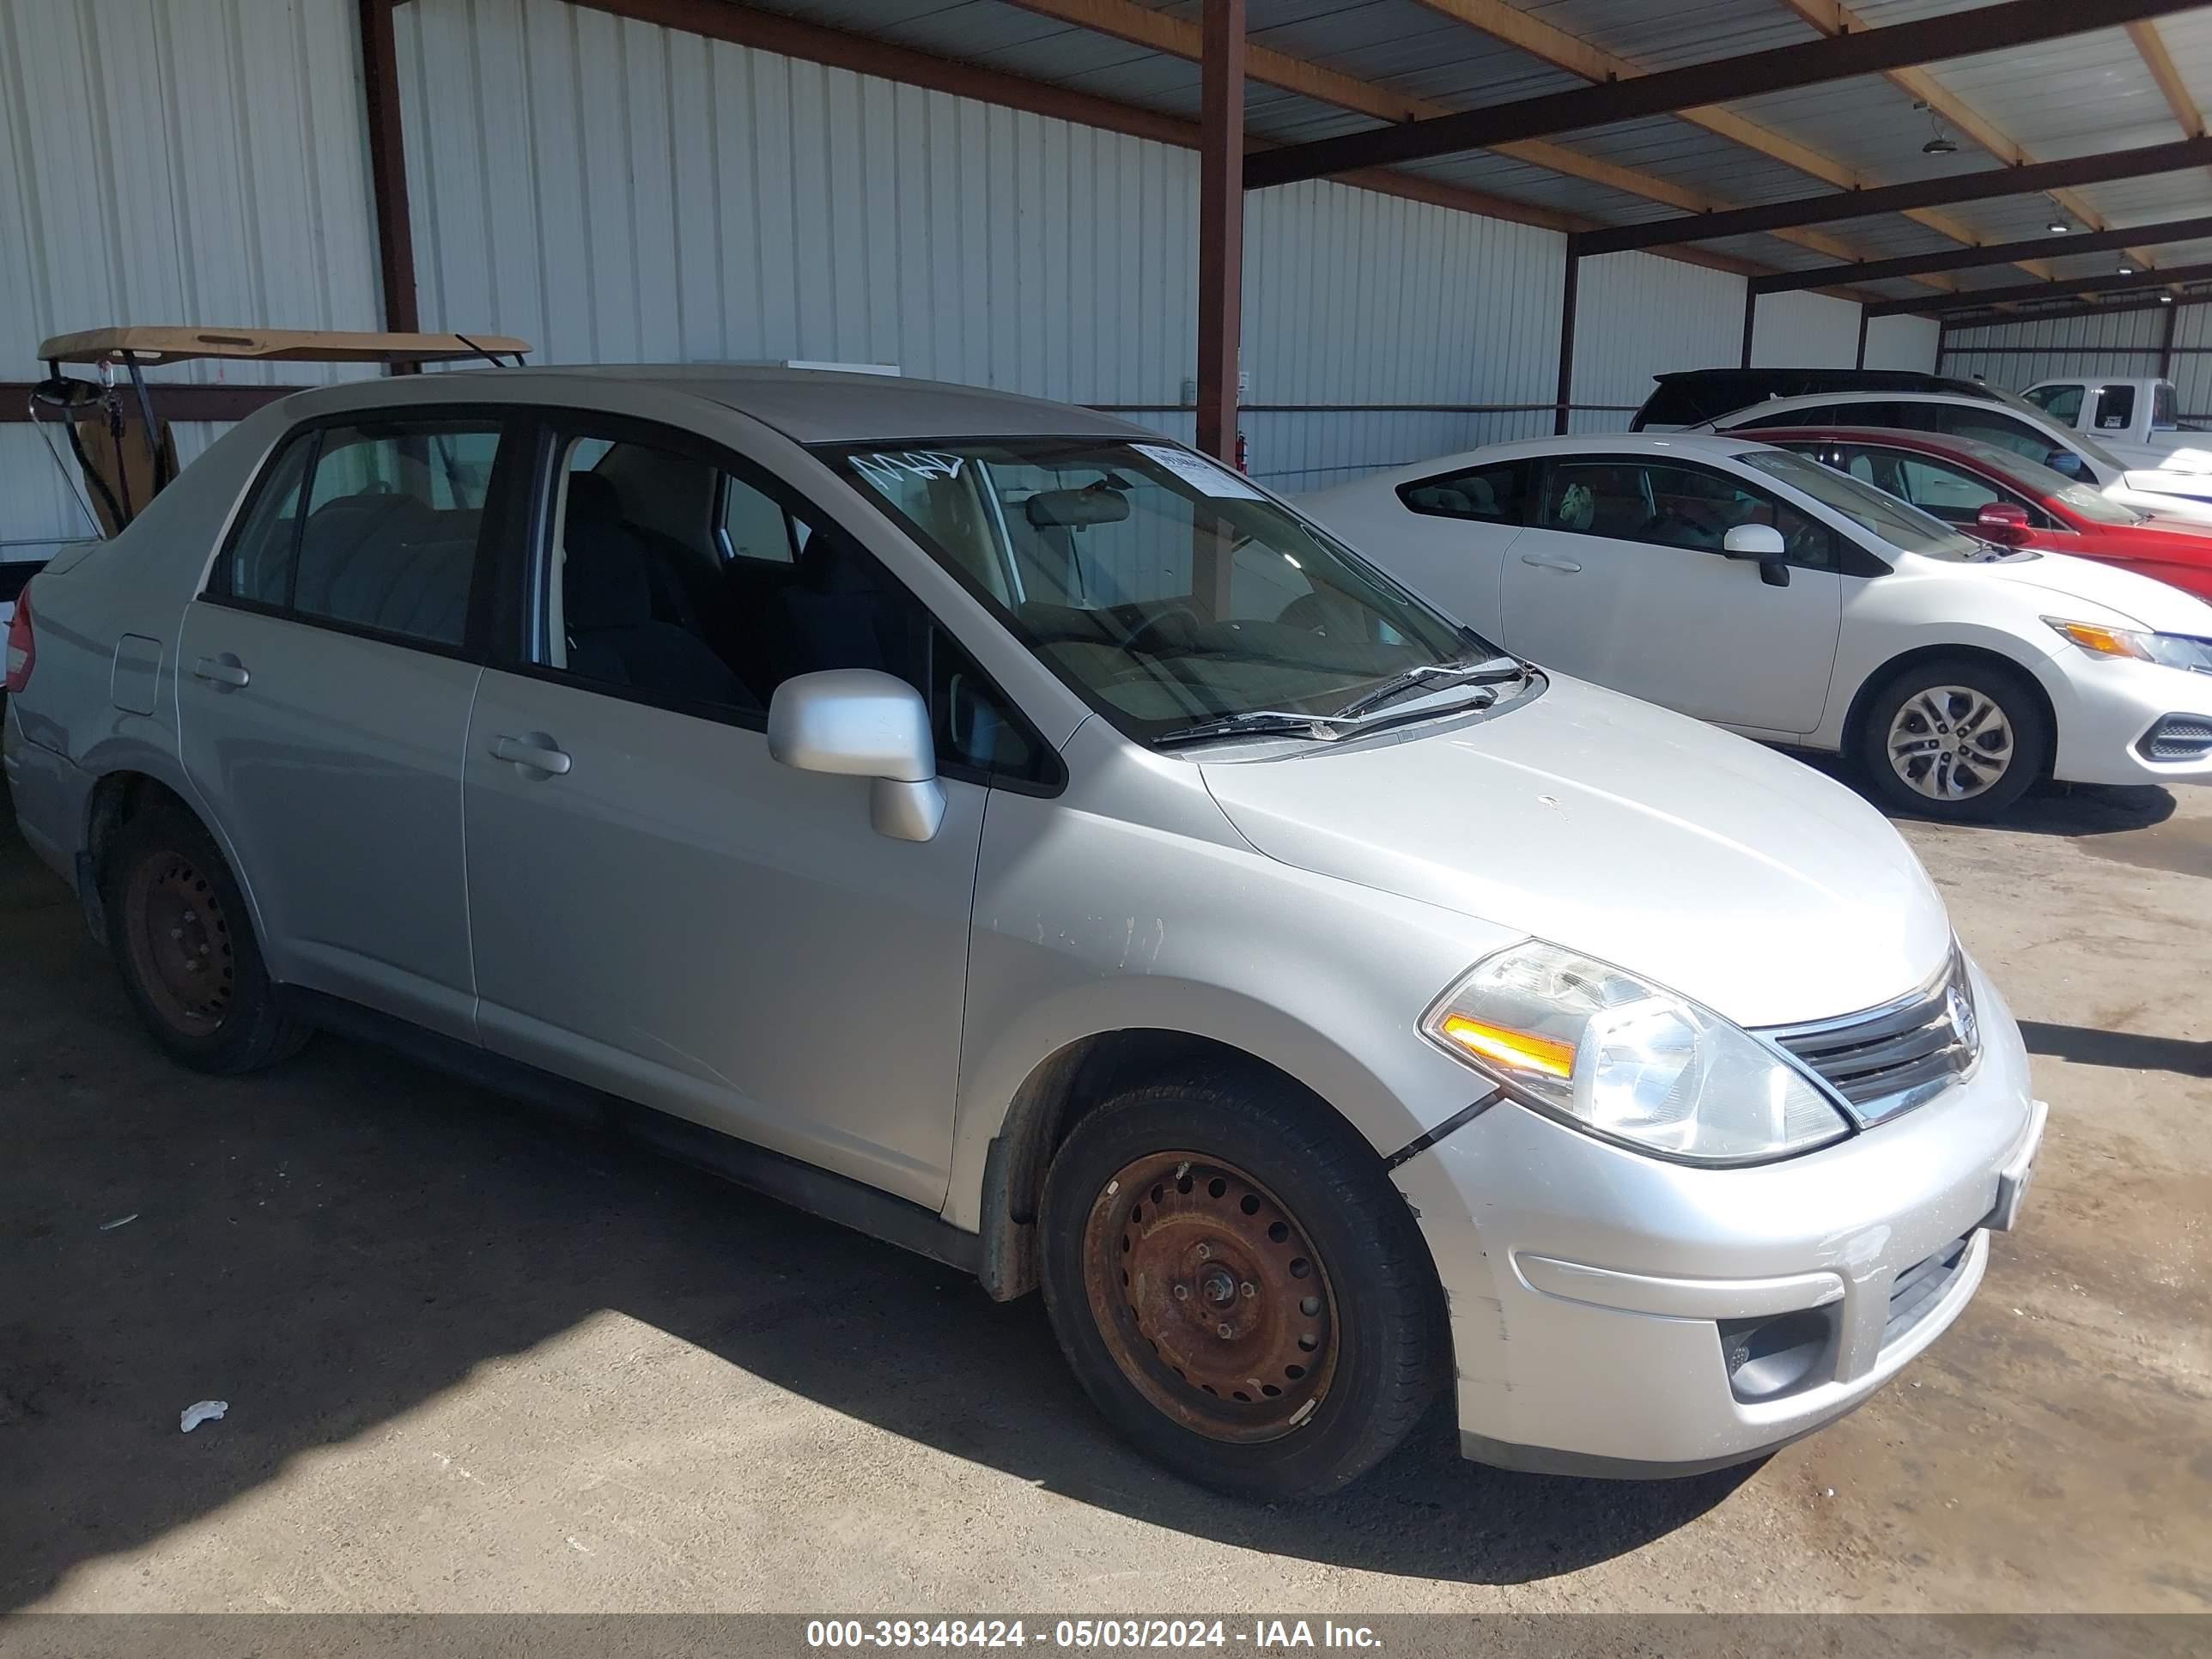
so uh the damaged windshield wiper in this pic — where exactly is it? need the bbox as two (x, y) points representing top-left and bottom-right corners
(1329, 655), (1527, 722)
(1153, 710), (1365, 749)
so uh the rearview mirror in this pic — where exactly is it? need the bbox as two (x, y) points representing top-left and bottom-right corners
(767, 669), (945, 842)
(1722, 523), (1792, 587)
(1026, 485), (1131, 529)
(1975, 502), (2032, 545)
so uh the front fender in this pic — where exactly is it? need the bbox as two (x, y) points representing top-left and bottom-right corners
(942, 750), (1514, 1232)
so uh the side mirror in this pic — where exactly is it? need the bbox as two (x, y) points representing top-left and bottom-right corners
(767, 669), (945, 842)
(1975, 502), (2032, 545)
(1723, 523), (1791, 587)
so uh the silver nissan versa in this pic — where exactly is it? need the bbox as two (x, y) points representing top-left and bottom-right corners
(4, 366), (2045, 1498)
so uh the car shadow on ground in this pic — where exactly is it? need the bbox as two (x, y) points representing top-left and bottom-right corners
(0, 811), (1746, 1610)
(1786, 751), (2182, 841)
(2018, 1019), (2212, 1077)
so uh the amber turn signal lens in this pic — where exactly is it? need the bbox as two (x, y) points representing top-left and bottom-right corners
(1437, 1014), (1576, 1079)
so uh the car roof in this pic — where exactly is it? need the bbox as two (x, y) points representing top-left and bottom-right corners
(1331, 431), (1777, 492)
(1712, 390), (2028, 422)
(280, 363), (1154, 447)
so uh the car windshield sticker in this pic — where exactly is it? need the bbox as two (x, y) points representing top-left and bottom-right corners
(1132, 443), (1267, 501)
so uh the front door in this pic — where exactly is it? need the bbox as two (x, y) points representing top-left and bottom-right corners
(460, 415), (998, 1207)
(1498, 455), (1843, 735)
(176, 413), (513, 1041)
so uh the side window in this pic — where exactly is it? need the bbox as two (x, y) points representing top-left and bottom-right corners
(2154, 382), (2178, 430)
(536, 422), (1056, 786)
(1893, 456), (2003, 523)
(1925, 406), (2059, 463)
(2027, 385), (2084, 424)
(2094, 384), (2136, 432)
(1638, 463), (1837, 568)
(215, 418), (498, 648)
(219, 434), (313, 607)
(1397, 459), (1527, 524)
(720, 474), (799, 564)
(1737, 400), (1901, 431)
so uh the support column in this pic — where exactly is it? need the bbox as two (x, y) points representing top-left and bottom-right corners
(1554, 240), (1581, 435)
(1856, 307), (1870, 369)
(2161, 297), (2180, 380)
(360, 0), (422, 352)
(1195, 0), (1245, 464)
(1739, 286), (1758, 368)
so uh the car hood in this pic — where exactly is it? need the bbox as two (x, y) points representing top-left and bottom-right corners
(1199, 677), (1952, 1029)
(1959, 548), (2212, 632)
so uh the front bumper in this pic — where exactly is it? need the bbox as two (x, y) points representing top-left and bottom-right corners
(2046, 653), (2212, 787)
(1392, 962), (2043, 1477)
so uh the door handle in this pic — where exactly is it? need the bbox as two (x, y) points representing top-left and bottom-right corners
(191, 654), (251, 689)
(491, 734), (573, 776)
(1520, 551), (1583, 573)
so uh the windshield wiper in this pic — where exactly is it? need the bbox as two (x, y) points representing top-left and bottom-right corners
(1329, 656), (1526, 722)
(1153, 710), (1363, 749)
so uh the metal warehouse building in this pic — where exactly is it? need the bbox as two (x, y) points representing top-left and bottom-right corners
(7, 0), (2212, 557)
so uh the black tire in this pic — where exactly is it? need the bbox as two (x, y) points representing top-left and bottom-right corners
(103, 803), (309, 1074)
(1037, 1077), (1445, 1499)
(1857, 656), (2050, 823)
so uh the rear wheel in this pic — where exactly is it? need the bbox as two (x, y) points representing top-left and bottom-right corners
(104, 805), (308, 1073)
(1858, 658), (2048, 822)
(1038, 1079), (1444, 1499)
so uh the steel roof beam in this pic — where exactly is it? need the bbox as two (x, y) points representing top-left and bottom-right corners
(1867, 259), (2212, 318)
(1575, 136), (2212, 257)
(1750, 216), (2212, 294)
(1241, 0), (2201, 190)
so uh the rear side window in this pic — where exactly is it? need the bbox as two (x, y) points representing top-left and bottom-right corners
(215, 418), (502, 649)
(2094, 384), (2136, 432)
(2027, 384), (2084, 423)
(1397, 459), (1528, 524)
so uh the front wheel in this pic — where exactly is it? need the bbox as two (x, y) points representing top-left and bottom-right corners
(1858, 658), (2050, 822)
(1037, 1079), (1445, 1499)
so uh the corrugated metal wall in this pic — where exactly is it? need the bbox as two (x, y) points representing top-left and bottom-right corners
(0, 0), (382, 559)
(1863, 315), (1941, 374)
(1940, 309), (2170, 398)
(393, 0), (1576, 491)
(1751, 291), (1861, 369)
(1565, 252), (1746, 434)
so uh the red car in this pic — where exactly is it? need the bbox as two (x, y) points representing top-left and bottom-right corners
(1748, 425), (2212, 603)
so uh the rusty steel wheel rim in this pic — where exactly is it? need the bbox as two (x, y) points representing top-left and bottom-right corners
(1080, 1152), (1339, 1443)
(124, 851), (235, 1035)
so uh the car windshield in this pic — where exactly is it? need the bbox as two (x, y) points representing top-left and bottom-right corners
(1735, 448), (1989, 561)
(825, 438), (1506, 744)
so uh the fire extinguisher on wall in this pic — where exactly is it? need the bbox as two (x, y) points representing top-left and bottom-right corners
(1235, 430), (1249, 474)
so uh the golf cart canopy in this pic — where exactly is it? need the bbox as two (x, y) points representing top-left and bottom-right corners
(28, 325), (532, 538)
(38, 325), (531, 368)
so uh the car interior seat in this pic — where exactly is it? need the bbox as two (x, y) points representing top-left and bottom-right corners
(562, 511), (755, 710)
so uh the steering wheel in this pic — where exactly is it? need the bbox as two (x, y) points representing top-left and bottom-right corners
(1122, 605), (1204, 657)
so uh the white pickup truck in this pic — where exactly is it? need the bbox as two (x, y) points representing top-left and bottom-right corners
(2021, 376), (2212, 462)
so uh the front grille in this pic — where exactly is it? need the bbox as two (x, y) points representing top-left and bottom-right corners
(2139, 714), (2212, 763)
(1884, 1234), (1972, 1349)
(1765, 955), (1978, 1124)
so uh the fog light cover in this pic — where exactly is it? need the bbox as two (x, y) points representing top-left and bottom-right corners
(1423, 942), (1850, 1164)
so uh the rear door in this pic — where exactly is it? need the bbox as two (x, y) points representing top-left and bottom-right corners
(1498, 455), (1843, 735)
(176, 411), (517, 1041)
(1364, 457), (1531, 633)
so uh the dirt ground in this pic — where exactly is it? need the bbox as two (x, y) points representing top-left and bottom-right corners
(2, 771), (2206, 1616)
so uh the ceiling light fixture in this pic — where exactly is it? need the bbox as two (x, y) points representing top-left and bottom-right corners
(1914, 100), (1958, 155)
(2119, 264), (2136, 275)
(2048, 221), (2071, 234)
(2160, 293), (2176, 304)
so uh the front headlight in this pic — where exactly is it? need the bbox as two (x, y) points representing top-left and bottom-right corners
(1421, 941), (1850, 1165)
(2045, 617), (2212, 673)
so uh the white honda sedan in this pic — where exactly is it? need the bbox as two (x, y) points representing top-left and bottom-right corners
(1306, 434), (2212, 819)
